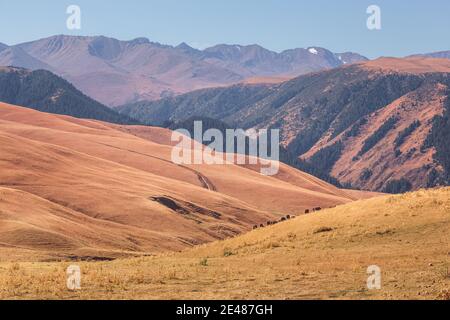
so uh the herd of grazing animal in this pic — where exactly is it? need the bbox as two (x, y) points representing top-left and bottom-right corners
(253, 207), (324, 230)
(253, 215), (294, 230)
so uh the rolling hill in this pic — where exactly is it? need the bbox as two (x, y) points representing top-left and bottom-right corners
(0, 102), (371, 262)
(1, 187), (448, 300)
(0, 35), (367, 106)
(118, 57), (450, 192)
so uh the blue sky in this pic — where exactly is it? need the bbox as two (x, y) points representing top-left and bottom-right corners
(0, 0), (449, 58)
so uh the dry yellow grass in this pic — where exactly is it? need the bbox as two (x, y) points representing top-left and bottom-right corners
(1, 188), (448, 300)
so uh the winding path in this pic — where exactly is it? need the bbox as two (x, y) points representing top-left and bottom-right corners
(96, 142), (217, 192)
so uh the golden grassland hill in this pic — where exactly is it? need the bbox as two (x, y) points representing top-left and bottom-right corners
(0, 188), (448, 300)
(0, 102), (371, 261)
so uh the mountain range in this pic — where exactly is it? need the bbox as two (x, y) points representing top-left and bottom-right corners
(0, 35), (367, 106)
(1, 35), (450, 194)
(118, 57), (450, 192)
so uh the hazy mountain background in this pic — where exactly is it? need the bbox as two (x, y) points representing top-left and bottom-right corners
(0, 42), (8, 51)
(412, 50), (450, 59)
(0, 35), (367, 106)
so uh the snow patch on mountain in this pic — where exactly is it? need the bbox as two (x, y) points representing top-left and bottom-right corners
(308, 48), (319, 55)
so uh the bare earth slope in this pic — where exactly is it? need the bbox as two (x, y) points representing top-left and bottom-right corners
(0, 188), (448, 300)
(0, 102), (362, 261)
(303, 80), (446, 191)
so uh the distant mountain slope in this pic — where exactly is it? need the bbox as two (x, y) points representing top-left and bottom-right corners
(0, 35), (367, 106)
(201, 45), (367, 78)
(0, 42), (8, 52)
(118, 84), (274, 126)
(0, 67), (137, 124)
(118, 57), (450, 192)
(0, 47), (54, 71)
(411, 50), (450, 60)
